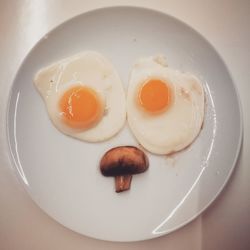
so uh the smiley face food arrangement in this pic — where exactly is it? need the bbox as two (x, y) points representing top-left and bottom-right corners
(34, 52), (205, 193)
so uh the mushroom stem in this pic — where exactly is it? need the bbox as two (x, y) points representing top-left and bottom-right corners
(115, 175), (132, 193)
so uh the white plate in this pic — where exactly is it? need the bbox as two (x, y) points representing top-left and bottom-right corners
(7, 7), (242, 242)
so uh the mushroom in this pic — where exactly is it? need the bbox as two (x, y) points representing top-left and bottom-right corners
(100, 146), (149, 192)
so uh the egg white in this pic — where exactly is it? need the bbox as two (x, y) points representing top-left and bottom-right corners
(34, 51), (126, 142)
(127, 55), (205, 155)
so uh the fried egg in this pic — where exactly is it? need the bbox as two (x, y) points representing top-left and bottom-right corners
(127, 55), (205, 155)
(34, 51), (126, 142)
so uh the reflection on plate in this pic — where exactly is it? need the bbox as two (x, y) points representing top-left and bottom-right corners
(7, 7), (242, 242)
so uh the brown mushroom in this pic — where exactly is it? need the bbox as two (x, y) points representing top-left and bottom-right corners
(100, 146), (149, 193)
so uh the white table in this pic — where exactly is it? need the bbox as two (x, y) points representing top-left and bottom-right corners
(0, 1), (249, 249)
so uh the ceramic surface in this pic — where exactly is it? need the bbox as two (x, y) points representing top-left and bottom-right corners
(7, 7), (242, 242)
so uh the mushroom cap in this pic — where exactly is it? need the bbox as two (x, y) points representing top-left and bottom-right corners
(100, 146), (149, 176)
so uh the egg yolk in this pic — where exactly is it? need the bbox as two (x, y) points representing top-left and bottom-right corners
(59, 86), (104, 130)
(138, 79), (172, 114)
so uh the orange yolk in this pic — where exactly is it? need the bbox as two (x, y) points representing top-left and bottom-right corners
(59, 86), (104, 130)
(138, 79), (172, 114)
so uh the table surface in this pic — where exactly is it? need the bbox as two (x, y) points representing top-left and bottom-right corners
(0, 0), (249, 249)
